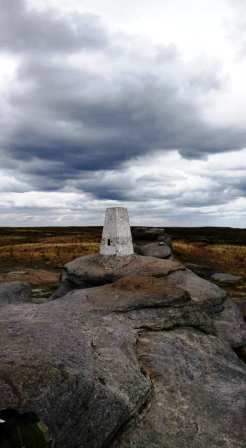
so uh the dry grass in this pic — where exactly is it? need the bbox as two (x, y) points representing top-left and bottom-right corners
(0, 241), (99, 267)
(0, 269), (60, 285)
(173, 240), (246, 277)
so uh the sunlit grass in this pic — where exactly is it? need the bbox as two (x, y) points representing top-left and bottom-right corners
(0, 241), (99, 266)
(173, 240), (246, 277)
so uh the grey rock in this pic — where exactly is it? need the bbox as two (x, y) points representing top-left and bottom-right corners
(54, 276), (217, 336)
(61, 275), (191, 313)
(1, 255), (245, 448)
(0, 299), (150, 448)
(112, 329), (246, 448)
(0, 282), (31, 305)
(136, 241), (172, 259)
(63, 254), (183, 288)
(211, 272), (242, 285)
(214, 298), (246, 348)
(62, 254), (226, 308)
(166, 269), (227, 304)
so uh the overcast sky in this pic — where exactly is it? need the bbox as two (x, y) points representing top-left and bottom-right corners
(0, 0), (246, 226)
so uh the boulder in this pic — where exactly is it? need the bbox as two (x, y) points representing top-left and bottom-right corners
(0, 275), (246, 448)
(62, 254), (183, 288)
(0, 299), (150, 448)
(135, 241), (172, 259)
(61, 254), (226, 306)
(214, 298), (246, 348)
(61, 275), (191, 313)
(61, 277), (216, 336)
(165, 269), (226, 304)
(0, 282), (31, 306)
(211, 272), (242, 285)
(112, 329), (246, 448)
(1, 251), (245, 448)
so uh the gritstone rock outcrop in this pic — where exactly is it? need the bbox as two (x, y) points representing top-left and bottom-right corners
(0, 253), (246, 448)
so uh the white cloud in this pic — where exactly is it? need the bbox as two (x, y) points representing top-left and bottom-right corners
(0, 0), (245, 227)
(1, 148), (245, 226)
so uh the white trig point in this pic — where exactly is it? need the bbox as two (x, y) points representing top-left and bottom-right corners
(100, 207), (134, 256)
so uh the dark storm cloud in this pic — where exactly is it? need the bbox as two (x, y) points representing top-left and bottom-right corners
(0, 0), (108, 54)
(1, 0), (246, 203)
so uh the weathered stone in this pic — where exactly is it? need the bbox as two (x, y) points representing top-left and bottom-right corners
(60, 256), (226, 308)
(63, 254), (183, 288)
(214, 298), (246, 348)
(121, 301), (216, 335)
(61, 276), (191, 313)
(0, 282), (31, 306)
(135, 241), (172, 259)
(1, 253), (245, 448)
(166, 269), (226, 304)
(60, 277), (216, 336)
(211, 272), (242, 285)
(0, 300), (150, 448)
(112, 329), (246, 448)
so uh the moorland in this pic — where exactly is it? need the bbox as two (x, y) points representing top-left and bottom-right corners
(0, 226), (245, 303)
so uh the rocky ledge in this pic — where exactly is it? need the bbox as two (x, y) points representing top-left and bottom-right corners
(0, 254), (246, 448)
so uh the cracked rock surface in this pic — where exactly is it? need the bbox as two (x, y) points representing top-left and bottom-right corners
(0, 255), (246, 448)
(112, 329), (246, 448)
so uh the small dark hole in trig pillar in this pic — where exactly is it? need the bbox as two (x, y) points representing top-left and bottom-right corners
(107, 239), (111, 246)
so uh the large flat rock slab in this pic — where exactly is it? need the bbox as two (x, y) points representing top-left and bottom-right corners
(63, 254), (183, 287)
(0, 278), (246, 448)
(166, 269), (226, 304)
(62, 254), (226, 307)
(62, 275), (191, 313)
(112, 329), (246, 448)
(214, 298), (246, 348)
(0, 300), (150, 448)
(1, 249), (245, 448)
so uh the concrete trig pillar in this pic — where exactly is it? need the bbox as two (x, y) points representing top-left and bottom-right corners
(100, 207), (134, 256)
